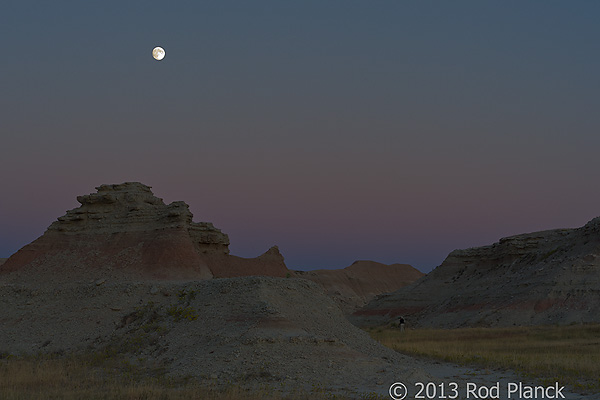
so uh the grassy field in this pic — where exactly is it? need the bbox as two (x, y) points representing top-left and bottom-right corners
(2, 325), (599, 398)
(0, 354), (385, 400)
(368, 324), (600, 394)
(0, 355), (257, 400)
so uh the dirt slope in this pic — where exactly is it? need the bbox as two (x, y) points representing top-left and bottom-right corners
(0, 276), (437, 397)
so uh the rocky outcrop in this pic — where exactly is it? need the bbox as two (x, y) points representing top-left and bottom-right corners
(0, 276), (439, 397)
(1, 183), (289, 282)
(295, 261), (424, 313)
(49, 183), (230, 253)
(353, 218), (600, 328)
(203, 246), (289, 279)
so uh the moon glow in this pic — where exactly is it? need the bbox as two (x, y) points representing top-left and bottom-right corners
(152, 47), (165, 61)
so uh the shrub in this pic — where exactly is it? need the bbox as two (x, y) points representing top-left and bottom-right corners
(167, 306), (198, 322)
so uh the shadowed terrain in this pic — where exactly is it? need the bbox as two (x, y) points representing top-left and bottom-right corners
(353, 218), (600, 328)
(295, 260), (424, 313)
(0, 183), (438, 398)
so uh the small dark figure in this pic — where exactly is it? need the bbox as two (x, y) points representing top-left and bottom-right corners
(389, 316), (406, 331)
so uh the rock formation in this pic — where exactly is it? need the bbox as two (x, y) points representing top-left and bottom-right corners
(11, 182), (586, 396)
(51, 182), (230, 253)
(295, 261), (424, 313)
(203, 245), (289, 278)
(353, 218), (600, 328)
(0, 276), (441, 397)
(1, 183), (289, 282)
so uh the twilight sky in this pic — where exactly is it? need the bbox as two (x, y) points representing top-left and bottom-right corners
(2, 2), (600, 272)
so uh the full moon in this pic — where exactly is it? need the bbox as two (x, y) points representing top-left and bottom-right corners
(152, 46), (165, 61)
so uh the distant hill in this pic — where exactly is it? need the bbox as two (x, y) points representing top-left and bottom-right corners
(295, 260), (424, 313)
(0, 258), (6, 267)
(353, 217), (600, 328)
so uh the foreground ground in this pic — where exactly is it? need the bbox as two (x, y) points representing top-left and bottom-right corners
(368, 324), (600, 395)
(2, 325), (599, 399)
(0, 353), (390, 400)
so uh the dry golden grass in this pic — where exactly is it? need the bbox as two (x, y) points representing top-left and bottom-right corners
(368, 324), (600, 393)
(5, 324), (597, 398)
(0, 356), (244, 400)
(0, 354), (382, 400)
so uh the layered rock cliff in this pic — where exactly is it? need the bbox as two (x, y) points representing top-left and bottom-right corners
(50, 183), (230, 254)
(353, 218), (600, 328)
(1, 183), (289, 282)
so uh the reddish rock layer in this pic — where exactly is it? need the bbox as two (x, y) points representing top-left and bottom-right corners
(295, 260), (424, 313)
(1, 183), (289, 282)
(205, 246), (289, 279)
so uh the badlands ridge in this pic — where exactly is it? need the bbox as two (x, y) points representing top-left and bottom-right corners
(0, 182), (426, 397)
(1, 182), (599, 397)
(354, 218), (600, 328)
